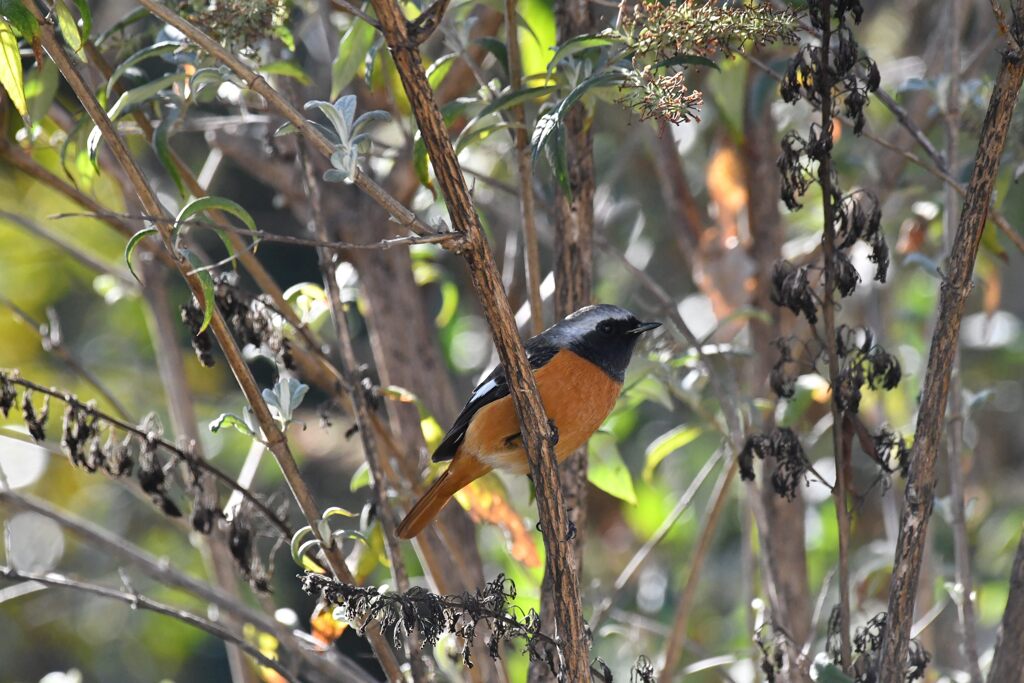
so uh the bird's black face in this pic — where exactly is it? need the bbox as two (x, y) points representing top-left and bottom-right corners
(552, 305), (661, 381)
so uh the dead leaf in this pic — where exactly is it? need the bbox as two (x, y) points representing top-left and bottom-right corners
(706, 145), (747, 242)
(896, 216), (927, 255)
(455, 476), (541, 568)
(310, 600), (348, 647)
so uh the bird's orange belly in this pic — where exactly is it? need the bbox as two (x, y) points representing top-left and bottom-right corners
(461, 350), (623, 474)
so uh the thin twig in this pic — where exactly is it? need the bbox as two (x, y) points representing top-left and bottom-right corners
(659, 459), (740, 678)
(0, 566), (298, 683)
(328, 0), (381, 29)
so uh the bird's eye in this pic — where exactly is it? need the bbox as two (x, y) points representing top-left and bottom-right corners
(597, 321), (613, 335)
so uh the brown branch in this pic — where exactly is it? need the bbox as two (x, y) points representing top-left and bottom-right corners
(364, 0), (588, 677)
(0, 566), (297, 683)
(29, 6), (403, 676)
(813, 2), (852, 668)
(942, 3), (982, 679)
(988, 528), (1024, 682)
(878, 22), (1024, 678)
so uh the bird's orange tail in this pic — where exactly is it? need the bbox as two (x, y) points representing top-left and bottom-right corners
(396, 459), (486, 539)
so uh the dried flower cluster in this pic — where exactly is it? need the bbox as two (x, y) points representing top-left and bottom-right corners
(174, 0), (286, 55)
(301, 573), (556, 669)
(0, 371), (281, 590)
(619, 1), (797, 123)
(827, 611), (929, 682)
(181, 273), (293, 370)
(739, 427), (810, 500)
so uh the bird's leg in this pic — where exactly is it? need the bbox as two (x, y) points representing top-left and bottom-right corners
(565, 510), (577, 542)
(547, 418), (559, 446)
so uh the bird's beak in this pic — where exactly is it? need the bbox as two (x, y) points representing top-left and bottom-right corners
(629, 321), (662, 335)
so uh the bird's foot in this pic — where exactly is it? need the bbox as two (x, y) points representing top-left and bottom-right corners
(547, 419), (559, 446)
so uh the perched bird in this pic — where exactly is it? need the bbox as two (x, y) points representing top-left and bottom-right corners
(396, 304), (660, 539)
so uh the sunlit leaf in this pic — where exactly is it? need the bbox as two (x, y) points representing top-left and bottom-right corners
(588, 431), (637, 504)
(54, 0), (82, 57)
(0, 19), (27, 117)
(0, 0), (38, 42)
(350, 461), (370, 492)
(209, 413), (253, 436)
(642, 424), (701, 482)
(124, 227), (158, 282)
(331, 18), (375, 99)
(261, 59), (310, 84)
(547, 32), (621, 72)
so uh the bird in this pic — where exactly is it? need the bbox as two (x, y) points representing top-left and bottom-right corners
(396, 304), (661, 539)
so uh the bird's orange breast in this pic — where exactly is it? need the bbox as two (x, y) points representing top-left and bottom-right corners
(461, 349), (623, 474)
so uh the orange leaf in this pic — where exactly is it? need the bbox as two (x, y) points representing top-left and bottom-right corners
(455, 476), (541, 568)
(705, 145), (747, 241)
(310, 600), (348, 646)
(895, 216), (927, 255)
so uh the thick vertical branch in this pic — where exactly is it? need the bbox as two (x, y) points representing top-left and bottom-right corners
(530, 0), (595, 678)
(878, 37), (1024, 681)
(364, 0), (589, 678)
(988, 528), (1024, 683)
(941, 3), (982, 679)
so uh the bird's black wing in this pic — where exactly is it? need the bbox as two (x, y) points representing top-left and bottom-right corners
(431, 336), (559, 462)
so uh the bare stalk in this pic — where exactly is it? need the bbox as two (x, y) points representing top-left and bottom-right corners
(941, 3), (982, 679)
(878, 15), (1024, 676)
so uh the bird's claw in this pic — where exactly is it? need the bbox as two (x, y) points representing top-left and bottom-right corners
(547, 419), (559, 446)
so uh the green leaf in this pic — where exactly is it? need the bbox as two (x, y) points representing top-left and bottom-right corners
(24, 58), (58, 123)
(331, 18), (375, 99)
(209, 413), (254, 436)
(0, 0), (40, 41)
(323, 506), (357, 519)
(588, 431), (637, 504)
(350, 461), (370, 492)
(557, 70), (624, 116)
(812, 663), (854, 683)
(153, 102), (186, 199)
(412, 131), (433, 192)
(0, 19), (26, 117)
(425, 52), (456, 88)
(88, 72), (187, 163)
(175, 195), (256, 264)
(184, 250), (217, 333)
(124, 227), (158, 282)
(643, 425), (701, 482)
(54, 0), (82, 56)
(475, 36), (508, 75)
(72, 0), (90, 39)
(261, 59), (310, 84)
(547, 32), (621, 72)
(455, 85), (556, 151)
(290, 526), (314, 565)
(94, 6), (146, 47)
(625, 375), (674, 411)
(106, 41), (183, 99)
